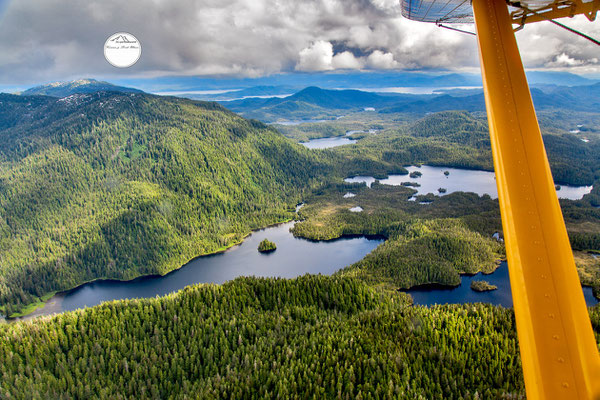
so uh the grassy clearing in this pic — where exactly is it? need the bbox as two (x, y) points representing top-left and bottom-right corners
(9, 300), (45, 318)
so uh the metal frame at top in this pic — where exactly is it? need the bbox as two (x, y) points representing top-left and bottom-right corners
(401, 0), (474, 23)
(401, 0), (600, 25)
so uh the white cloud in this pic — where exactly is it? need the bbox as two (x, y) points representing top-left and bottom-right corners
(0, 0), (597, 84)
(296, 40), (334, 71)
(332, 51), (364, 69)
(348, 26), (375, 48)
(515, 15), (600, 72)
(366, 50), (398, 69)
(548, 53), (584, 67)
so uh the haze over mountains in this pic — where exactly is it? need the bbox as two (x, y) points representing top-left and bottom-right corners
(12, 74), (600, 125)
(1, 74), (599, 399)
(2, 0), (600, 393)
(223, 83), (600, 122)
(114, 70), (595, 94)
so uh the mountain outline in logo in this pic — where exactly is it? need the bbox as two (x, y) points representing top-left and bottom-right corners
(110, 34), (137, 44)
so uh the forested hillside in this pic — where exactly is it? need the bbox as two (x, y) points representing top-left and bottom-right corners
(292, 183), (505, 288)
(331, 110), (599, 186)
(20, 79), (143, 97)
(1, 82), (599, 398)
(0, 92), (330, 316)
(2, 91), (598, 317)
(223, 86), (420, 122)
(0, 275), (539, 399)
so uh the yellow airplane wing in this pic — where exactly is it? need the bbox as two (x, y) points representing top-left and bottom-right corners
(401, 0), (600, 398)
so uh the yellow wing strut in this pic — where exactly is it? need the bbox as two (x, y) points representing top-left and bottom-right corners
(472, 0), (600, 398)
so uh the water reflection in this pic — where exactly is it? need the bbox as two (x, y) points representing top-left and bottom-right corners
(301, 136), (356, 149)
(406, 262), (599, 307)
(29, 222), (383, 316)
(345, 165), (593, 200)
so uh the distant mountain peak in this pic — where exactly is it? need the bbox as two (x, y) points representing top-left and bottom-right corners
(300, 86), (324, 92)
(21, 79), (143, 98)
(73, 78), (98, 85)
(41, 78), (99, 88)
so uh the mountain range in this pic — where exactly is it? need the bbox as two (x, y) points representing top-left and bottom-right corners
(222, 83), (600, 122)
(172, 85), (298, 101)
(1, 77), (598, 399)
(116, 70), (595, 94)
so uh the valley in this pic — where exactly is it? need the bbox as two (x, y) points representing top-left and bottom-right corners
(0, 91), (333, 317)
(1, 83), (600, 319)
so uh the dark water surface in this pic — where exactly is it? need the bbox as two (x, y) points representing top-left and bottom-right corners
(28, 222), (383, 316)
(7, 211), (598, 321)
(406, 261), (598, 307)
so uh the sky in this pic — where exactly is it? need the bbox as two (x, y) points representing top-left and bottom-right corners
(0, 0), (598, 87)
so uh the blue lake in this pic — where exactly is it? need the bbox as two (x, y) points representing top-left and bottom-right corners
(406, 261), (598, 307)
(6, 169), (597, 322)
(15, 222), (382, 319)
(345, 165), (593, 200)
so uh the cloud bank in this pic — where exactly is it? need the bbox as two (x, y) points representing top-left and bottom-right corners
(0, 0), (598, 84)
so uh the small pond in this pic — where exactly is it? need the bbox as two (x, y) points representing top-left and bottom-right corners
(301, 136), (356, 149)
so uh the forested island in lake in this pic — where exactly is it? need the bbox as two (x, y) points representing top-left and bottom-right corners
(471, 280), (498, 292)
(258, 238), (277, 252)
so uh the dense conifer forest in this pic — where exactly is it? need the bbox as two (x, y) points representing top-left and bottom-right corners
(291, 182), (600, 294)
(0, 275), (540, 399)
(258, 239), (277, 252)
(330, 111), (599, 186)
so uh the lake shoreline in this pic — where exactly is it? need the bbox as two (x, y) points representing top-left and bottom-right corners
(4, 164), (596, 321)
(345, 164), (593, 200)
(292, 232), (388, 243)
(402, 261), (599, 307)
(401, 262), (504, 292)
(4, 216), (300, 321)
(5, 215), (386, 322)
